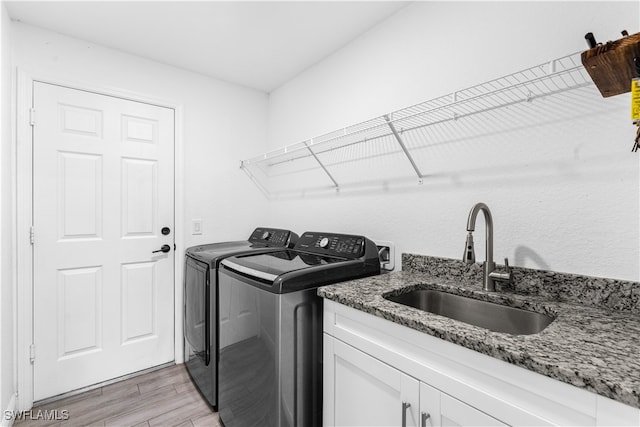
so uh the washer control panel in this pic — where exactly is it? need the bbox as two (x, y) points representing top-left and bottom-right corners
(295, 232), (366, 258)
(248, 228), (298, 247)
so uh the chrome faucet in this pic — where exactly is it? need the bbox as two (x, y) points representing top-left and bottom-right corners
(463, 202), (511, 291)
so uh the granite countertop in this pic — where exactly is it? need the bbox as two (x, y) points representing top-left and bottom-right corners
(318, 255), (640, 409)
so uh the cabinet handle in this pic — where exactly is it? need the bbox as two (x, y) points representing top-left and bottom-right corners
(401, 402), (411, 427)
(421, 411), (431, 427)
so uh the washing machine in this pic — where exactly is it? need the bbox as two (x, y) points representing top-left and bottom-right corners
(217, 231), (380, 427)
(183, 227), (298, 409)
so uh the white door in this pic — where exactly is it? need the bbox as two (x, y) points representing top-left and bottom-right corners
(325, 336), (419, 427)
(439, 394), (506, 427)
(419, 382), (441, 427)
(32, 82), (175, 400)
(419, 382), (506, 427)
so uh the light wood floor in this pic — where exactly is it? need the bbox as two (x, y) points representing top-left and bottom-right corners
(15, 364), (220, 427)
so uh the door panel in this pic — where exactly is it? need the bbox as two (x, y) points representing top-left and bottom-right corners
(184, 256), (209, 362)
(329, 338), (419, 427)
(121, 158), (156, 237)
(57, 266), (102, 358)
(440, 393), (507, 427)
(121, 261), (157, 344)
(33, 82), (175, 400)
(57, 152), (103, 239)
(419, 382), (441, 427)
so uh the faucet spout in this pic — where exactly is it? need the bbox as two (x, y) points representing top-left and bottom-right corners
(465, 202), (496, 291)
(463, 232), (476, 263)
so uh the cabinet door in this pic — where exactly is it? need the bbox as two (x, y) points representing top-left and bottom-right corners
(419, 382), (506, 427)
(440, 393), (506, 427)
(325, 336), (419, 427)
(419, 382), (441, 427)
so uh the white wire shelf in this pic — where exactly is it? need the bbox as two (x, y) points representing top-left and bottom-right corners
(241, 51), (595, 196)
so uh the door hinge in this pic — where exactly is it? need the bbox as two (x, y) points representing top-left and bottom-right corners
(29, 226), (34, 245)
(29, 344), (35, 363)
(29, 108), (36, 126)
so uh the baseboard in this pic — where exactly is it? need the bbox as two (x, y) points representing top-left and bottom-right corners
(1, 393), (17, 427)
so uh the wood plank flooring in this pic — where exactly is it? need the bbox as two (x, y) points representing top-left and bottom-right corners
(14, 364), (220, 427)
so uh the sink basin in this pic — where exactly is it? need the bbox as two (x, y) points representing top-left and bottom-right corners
(385, 289), (554, 335)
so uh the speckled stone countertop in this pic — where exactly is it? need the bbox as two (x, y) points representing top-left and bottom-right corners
(318, 254), (640, 409)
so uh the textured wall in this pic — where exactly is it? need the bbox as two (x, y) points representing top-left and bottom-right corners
(266, 1), (640, 281)
(12, 22), (271, 250)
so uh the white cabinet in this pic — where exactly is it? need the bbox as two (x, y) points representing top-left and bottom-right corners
(325, 334), (506, 427)
(440, 392), (505, 427)
(420, 382), (506, 427)
(322, 300), (640, 427)
(326, 336), (419, 426)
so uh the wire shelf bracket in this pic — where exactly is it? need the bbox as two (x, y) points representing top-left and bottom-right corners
(240, 160), (271, 197)
(384, 114), (424, 184)
(305, 141), (340, 191)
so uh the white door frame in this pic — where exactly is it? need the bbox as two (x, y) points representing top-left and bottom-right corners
(15, 68), (185, 410)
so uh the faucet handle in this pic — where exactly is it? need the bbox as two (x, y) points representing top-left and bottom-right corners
(489, 257), (512, 285)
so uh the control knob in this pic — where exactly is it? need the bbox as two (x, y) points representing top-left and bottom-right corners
(319, 237), (330, 248)
(262, 231), (271, 240)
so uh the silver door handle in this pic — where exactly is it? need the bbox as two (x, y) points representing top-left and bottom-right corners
(402, 402), (411, 427)
(421, 411), (431, 427)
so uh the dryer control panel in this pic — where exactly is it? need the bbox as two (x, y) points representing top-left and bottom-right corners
(248, 228), (298, 247)
(294, 232), (371, 259)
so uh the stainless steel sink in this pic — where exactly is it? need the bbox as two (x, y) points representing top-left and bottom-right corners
(385, 289), (554, 335)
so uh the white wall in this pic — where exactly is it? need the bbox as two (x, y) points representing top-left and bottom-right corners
(9, 21), (272, 406)
(0, 0), (15, 418)
(267, 1), (640, 281)
(12, 21), (271, 248)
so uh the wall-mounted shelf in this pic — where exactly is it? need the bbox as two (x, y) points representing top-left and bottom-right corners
(241, 52), (594, 197)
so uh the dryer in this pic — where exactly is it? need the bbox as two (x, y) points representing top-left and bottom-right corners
(183, 227), (298, 409)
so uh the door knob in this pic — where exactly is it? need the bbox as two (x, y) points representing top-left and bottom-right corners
(152, 244), (171, 254)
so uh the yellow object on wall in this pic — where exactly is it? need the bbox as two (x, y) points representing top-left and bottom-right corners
(632, 78), (640, 123)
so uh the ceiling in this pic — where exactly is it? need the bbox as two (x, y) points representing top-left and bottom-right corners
(5, 1), (409, 92)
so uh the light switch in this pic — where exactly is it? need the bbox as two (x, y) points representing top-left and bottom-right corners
(192, 219), (203, 235)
